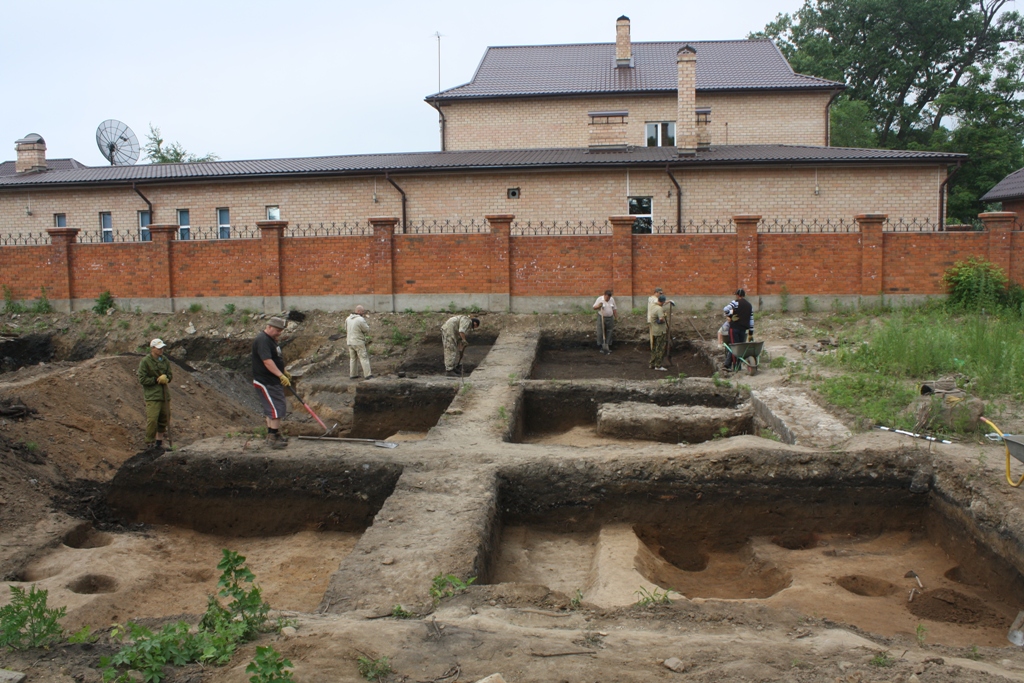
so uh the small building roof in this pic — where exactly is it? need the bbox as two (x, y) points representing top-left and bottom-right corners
(426, 39), (843, 102)
(981, 166), (1024, 202)
(0, 158), (87, 176)
(0, 146), (965, 190)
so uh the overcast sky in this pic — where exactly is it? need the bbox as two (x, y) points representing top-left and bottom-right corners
(0, 0), (806, 166)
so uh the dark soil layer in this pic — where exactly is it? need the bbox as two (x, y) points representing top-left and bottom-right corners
(351, 380), (457, 439)
(0, 333), (54, 372)
(531, 341), (716, 380)
(396, 340), (492, 376)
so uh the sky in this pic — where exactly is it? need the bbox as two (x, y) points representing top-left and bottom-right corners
(0, 0), (806, 166)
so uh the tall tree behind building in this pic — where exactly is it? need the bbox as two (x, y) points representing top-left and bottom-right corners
(144, 125), (219, 164)
(753, 0), (1024, 222)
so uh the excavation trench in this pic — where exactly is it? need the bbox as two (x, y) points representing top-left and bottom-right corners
(486, 466), (1024, 646)
(530, 336), (717, 380)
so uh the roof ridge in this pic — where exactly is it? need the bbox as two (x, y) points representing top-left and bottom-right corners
(486, 38), (770, 50)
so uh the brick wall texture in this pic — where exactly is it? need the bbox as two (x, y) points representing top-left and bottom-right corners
(2, 214), (1019, 309)
(439, 91), (831, 150)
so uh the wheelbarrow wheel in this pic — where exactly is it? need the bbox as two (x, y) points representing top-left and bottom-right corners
(745, 354), (758, 376)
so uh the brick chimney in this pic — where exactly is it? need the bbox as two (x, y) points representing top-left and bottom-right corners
(15, 134), (47, 173)
(676, 47), (698, 155)
(616, 16), (632, 67)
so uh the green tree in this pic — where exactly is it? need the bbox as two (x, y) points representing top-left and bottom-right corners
(144, 124), (219, 164)
(753, 0), (1024, 220)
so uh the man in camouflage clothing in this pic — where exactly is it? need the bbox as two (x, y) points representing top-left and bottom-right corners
(441, 315), (480, 374)
(137, 338), (172, 451)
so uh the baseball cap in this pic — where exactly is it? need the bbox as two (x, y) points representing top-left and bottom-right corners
(150, 338), (166, 349)
(267, 316), (287, 329)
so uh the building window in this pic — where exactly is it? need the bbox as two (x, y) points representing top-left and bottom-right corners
(177, 209), (190, 240)
(646, 122), (675, 147)
(629, 196), (653, 234)
(217, 208), (230, 239)
(266, 205), (281, 221)
(139, 210), (151, 242)
(54, 214), (66, 228)
(696, 108), (711, 125)
(100, 212), (113, 243)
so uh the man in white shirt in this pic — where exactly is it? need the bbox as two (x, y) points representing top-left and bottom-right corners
(346, 305), (372, 380)
(592, 289), (617, 353)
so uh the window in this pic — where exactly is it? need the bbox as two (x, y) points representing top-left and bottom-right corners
(53, 214), (66, 228)
(646, 122), (675, 147)
(139, 210), (151, 242)
(629, 196), (653, 234)
(266, 205), (280, 221)
(696, 108), (711, 125)
(100, 212), (113, 243)
(177, 209), (190, 240)
(217, 208), (230, 239)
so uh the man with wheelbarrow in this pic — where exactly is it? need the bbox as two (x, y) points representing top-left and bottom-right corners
(723, 288), (754, 371)
(252, 316), (291, 449)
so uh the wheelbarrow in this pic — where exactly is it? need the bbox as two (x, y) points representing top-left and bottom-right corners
(723, 340), (766, 376)
(980, 417), (1024, 487)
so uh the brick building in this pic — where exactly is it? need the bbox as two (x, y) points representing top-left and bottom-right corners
(0, 17), (1002, 313)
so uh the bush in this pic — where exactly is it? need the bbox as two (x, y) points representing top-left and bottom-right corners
(0, 585), (66, 650)
(944, 257), (1008, 312)
(92, 291), (115, 314)
(2, 285), (26, 314)
(31, 287), (53, 314)
(246, 645), (294, 683)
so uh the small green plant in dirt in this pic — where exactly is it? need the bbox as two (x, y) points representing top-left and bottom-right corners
(869, 651), (895, 667)
(460, 382), (472, 395)
(92, 290), (116, 314)
(569, 589), (583, 610)
(254, 426), (268, 438)
(507, 372), (519, 386)
(402, 307), (415, 314)
(447, 301), (458, 313)
(631, 307), (644, 316)
(2, 285), (26, 314)
(779, 285), (790, 313)
(790, 658), (811, 669)
(915, 623), (927, 646)
(430, 574), (477, 602)
(469, 304), (482, 314)
(711, 372), (728, 388)
(22, 441), (39, 453)
(357, 655), (393, 681)
(634, 586), (674, 607)
(712, 426), (730, 440)
(802, 296), (813, 314)
(390, 604), (414, 619)
(201, 549), (270, 638)
(188, 302), (204, 314)
(704, 300), (714, 312)
(497, 406), (508, 421)
(68, 625), (98, 644)
(390, 329), (411, 345)
(759, 428), (782, 442)
(0, 585), (66, 650)
(31, 288), (53, 314)
(769, 356), (786, 370)
(118, 319), (130, 330)
(246, 645), (294, 683)
(966, 645), (983, 660)
(223, 303), (236, 315)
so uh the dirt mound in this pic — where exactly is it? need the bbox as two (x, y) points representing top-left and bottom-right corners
(908, 588), (1005, 626)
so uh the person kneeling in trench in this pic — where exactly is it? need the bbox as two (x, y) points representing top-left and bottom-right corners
(252, 316), (291, 449)
(441, 315), (480, 375)
(137, 338), (172, 452)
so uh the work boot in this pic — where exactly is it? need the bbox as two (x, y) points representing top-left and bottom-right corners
(266, 433), (287, 450)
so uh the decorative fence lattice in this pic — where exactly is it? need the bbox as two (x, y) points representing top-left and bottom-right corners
(0, 231), (51, 246)
(403, 218), (490, 235)
(882, 217), (941, 232)
(285, 222), (371, 238)
(758, 218), (858, 233)
(645, 218), (737, 234)
(511, 220), (610, 236)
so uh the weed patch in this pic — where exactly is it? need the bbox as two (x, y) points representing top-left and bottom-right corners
(0, 585), (65, 650)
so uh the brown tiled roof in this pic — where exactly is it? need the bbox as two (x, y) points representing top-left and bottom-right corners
(0, 146), (964, 189)
(426, 40), (842, 102)
(0, 158), (87, 176)
(982, 166), (1024, 202)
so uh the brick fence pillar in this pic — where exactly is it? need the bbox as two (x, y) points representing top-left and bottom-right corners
(258, 220), (287, 314)
(979, 212), (1016, 280)
(45, 227), (79, 313)
(609, 216), (635, 307)
(148, 225), (178, 313)
(856, 213), (887, 296)
(733, 215), (761, 295)
(485, 214), (513, 312)
(369, 217), (398, 313)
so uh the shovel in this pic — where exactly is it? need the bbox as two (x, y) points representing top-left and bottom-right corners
(285, 383), (338, 437)
(600, 313), (610, 354)
(297, 435), (398, 449)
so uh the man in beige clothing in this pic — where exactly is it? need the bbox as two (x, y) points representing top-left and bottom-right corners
(346, 305), (373, 380)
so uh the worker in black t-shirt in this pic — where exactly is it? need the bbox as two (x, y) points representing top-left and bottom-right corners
(723, 289), (753, 371)
(252, 316), (291, 449)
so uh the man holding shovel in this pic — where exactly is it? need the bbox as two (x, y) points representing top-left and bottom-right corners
(346, 305), (373, 380)
(137, 338), (172, 452)
(593, 289), (617, 354)
(442, 315), (480, 375)
(252, 316), (291, 450)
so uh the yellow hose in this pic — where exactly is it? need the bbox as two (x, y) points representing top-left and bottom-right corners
(980, 417), (1024, 488)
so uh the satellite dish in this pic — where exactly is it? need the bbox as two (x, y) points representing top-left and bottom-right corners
(96, 119), (140, 166)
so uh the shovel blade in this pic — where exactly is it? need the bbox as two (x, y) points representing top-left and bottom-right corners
(374, 441), (399, 449)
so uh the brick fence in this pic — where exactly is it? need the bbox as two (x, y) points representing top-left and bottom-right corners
(1, 213), (1019, 313)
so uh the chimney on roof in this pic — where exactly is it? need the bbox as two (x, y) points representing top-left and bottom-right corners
(616, 16), (632, 67)
(15, 134), (47, 173)
(676, 47), (698, 156)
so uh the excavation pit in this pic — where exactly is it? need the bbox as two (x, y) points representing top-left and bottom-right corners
(515, 379), (747, 445)
(530, 338), (716, 380)
(351, 380), (457, 439)
(396, 334), (498, 377)
(489, 473), (1024, 645)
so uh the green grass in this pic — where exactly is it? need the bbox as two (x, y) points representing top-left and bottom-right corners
(816, 373), (918, 430)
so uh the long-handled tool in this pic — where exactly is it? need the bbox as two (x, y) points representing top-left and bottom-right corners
(600, 313), (609, 354)
(665, 306), (673, 363)
(163, 380), (173, 450)
(688, 317), (706, 342)
(297, 435), (398, 449)
(285, 383), (337, 437)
